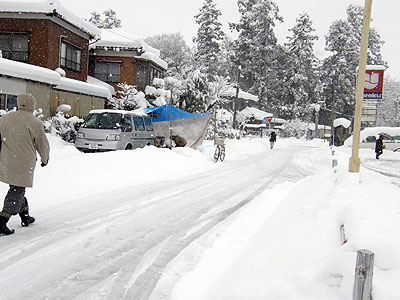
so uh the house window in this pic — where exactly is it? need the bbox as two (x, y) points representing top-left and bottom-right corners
(60, 41), (81, 72)
(135, 62), (148, 90)
(0, 94), (18, 111)
(0, 33), (29, 62)
(94, 61), (121, 83)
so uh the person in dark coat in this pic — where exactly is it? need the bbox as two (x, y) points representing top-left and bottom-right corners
(375, 135), (383, 159)
(0, 93), (50, 235)
(172, 135), (187, 147)
(269, 131), (277, 149)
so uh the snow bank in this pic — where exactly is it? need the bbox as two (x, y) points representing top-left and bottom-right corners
(152, 139), (400, 299)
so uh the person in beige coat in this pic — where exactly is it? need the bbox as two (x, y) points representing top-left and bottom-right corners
(0, 93), (50, 235)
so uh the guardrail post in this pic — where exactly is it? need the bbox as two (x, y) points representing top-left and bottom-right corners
(353, 249), (374, 300)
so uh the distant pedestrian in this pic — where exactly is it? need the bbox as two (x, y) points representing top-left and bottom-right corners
(375, 135), (383, 159)
(269, 131), (277, 149)
(0, 93), (50, 235)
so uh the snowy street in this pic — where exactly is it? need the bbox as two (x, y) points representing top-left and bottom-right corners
(1, 136), (400, 299)
(0, 137), (324, 300)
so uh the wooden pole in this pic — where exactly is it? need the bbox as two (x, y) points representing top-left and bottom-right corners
(353, 249), (374, 300)
(349, 0), (373, 172)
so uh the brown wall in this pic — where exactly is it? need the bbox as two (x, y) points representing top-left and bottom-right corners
(89, 55), (136, 93)
(0, 18), (89, 82)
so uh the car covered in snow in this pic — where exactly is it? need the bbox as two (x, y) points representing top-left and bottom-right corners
(74, 109), (155, 152)
(358, 127), (400, 152)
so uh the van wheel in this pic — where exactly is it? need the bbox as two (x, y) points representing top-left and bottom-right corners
(125, 144), (133, 150)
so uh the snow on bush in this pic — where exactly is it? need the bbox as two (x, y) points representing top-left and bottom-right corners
(108, 83), (149, 110)
(283, 119), (309, 138)
(43, 112), (83, 143)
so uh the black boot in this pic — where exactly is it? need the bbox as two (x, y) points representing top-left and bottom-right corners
(19, 213), (35, 227)
(0, 216), (15, 235)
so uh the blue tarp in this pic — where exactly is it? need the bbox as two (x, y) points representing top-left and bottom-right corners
(144, 104), (210, 123)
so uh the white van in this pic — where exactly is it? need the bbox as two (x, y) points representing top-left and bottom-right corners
(74, 109), (155, 152)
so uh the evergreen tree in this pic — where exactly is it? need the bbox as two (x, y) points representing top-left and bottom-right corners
(284, 13), (319, 120)
(378, 77), (400, 126)
(89, 9), (121, 29)
(193, 0), (225, 77)
(179, 70), (210, 113)
(230, 0), (283, 113)
(323, 4), (386, 118)
(145, 33), (192, 77)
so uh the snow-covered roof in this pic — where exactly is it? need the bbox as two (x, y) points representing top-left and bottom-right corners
(239, 107), (272, 120)
(87, 76), (115, 96)
(334, 118), (351, 128)
(135, 52), (168, 71)
(222, 88), (258, 102)
(0, 57), (60, 85)
(307, 123), (332, 130)
(92, 28), (167, 70)
(0, 58), (111, 99)
(56, 77), (111, 99)
(0, 0), (100, 39)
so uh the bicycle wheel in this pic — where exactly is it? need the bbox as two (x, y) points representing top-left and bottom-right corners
(220, 146), (225, 162)
(213, 145), (220, 162)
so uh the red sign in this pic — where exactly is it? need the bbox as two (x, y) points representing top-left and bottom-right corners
(364, 69), (384, 100)
(266, 116), (273, 123)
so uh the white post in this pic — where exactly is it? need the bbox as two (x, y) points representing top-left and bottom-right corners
(353, 249), (374, 300)
(349, 0), (373, 172)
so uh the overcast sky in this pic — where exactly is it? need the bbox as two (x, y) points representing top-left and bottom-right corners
(59, 0), (400, 81)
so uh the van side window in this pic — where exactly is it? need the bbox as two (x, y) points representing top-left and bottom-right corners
(134, 117), (145, 131)
(144, 118), (153, 131)
(123, 115), (132, 132)
(365, 136), (376, 142)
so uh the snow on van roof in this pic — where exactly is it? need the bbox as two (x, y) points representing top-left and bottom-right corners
(0, 0), (100, 39)
(89, 109), (148, 116)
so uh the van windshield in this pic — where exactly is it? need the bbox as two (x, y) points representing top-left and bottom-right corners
(82, 113), (122, 129)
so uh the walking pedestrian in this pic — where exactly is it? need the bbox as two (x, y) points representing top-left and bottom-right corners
(375, 135), (383, 159)
(269, 131), (277, 149)
(0, 93), (50, 235)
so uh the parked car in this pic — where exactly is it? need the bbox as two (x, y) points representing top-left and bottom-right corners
(359, 127), (400, 152)
(75, 109), (155, 152)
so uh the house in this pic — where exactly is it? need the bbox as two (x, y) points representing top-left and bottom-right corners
(221, 87), (259, 111)
(238, 107), (286, 137)
(0, 0), (113, 118)
(88, 28), (168, 93)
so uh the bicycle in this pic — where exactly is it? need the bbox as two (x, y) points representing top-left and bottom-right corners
(214, 138), (225, 162)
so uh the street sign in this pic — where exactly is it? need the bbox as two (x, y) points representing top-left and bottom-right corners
(266, 116), (273, 123)
(363, 67), (385, 100)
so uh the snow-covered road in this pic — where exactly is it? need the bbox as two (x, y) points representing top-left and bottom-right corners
(0, 139), (323, 300)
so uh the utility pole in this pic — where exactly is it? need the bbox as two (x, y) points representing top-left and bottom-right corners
(349, 0), (373, 173)
(232, 66), (241, 129)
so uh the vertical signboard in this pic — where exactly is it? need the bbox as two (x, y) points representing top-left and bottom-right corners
(363, 66), (385, 100)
